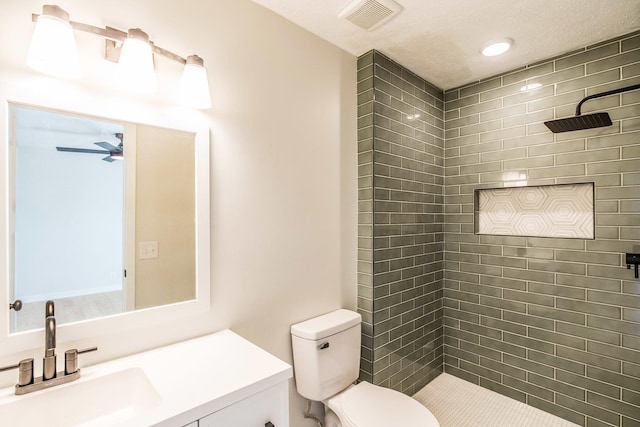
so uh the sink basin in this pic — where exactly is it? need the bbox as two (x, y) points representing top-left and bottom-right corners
(0, 367), (161, 426)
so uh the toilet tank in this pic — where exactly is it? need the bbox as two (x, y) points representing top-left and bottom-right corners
(291, 309), (362, 401)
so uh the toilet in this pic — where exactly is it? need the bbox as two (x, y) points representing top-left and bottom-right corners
(291, 309), (440, 427)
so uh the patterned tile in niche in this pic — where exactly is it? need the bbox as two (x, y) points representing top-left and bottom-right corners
(476, 183), (594, 239)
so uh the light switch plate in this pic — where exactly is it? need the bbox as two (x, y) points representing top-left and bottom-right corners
(139, 241), (159, 259)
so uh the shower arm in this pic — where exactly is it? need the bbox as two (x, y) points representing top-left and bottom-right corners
(575, 83), (640, 116)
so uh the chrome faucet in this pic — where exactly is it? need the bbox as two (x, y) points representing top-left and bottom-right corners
(0, 300), (97, 395)
(43, 300), (57, 380)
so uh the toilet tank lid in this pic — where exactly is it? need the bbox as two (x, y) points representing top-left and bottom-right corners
(291, 309), (361, 340)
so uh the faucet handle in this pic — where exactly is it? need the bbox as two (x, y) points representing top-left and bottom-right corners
(78, 346), (98, 355)
(65, 347), (98, 375)
(0, 358), (34, 386)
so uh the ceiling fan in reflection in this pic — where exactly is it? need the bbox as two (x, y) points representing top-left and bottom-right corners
(56, 133), (123, 163)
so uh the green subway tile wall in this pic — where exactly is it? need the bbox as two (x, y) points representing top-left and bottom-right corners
(444, 32), (640, 427)
(357, 50), (445, 395)
(358, 31), (640, 427)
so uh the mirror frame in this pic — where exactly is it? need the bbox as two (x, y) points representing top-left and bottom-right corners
(0, 90), (210, 357)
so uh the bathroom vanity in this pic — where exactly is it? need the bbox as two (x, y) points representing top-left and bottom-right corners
(0, 330), (292, 426)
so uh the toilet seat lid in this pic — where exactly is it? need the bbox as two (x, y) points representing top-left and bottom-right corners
(327, 381), (440, 427)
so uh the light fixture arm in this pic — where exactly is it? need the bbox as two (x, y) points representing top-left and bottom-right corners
(31, 13), (188, 65)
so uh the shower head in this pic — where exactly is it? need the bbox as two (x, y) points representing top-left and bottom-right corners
(544, 83), (640, 133)
(544, 112), (612, 133)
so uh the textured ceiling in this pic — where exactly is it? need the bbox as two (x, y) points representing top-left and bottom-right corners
(250, 0), (640, 90)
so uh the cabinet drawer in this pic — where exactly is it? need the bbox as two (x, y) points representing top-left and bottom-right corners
(198, 382), (288, 427)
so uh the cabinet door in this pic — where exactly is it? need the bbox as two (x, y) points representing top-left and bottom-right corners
(198, 382), (288, 427)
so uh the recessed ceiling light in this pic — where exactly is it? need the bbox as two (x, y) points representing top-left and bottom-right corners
(481, 38), (513, 57)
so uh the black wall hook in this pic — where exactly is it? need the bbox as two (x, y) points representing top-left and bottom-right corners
(626, 253), (640, 279)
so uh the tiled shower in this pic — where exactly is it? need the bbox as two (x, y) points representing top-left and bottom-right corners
(357, 50), (445, 395)
(357, 31), (640, 426)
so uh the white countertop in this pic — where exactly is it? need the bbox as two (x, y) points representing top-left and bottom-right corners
(0, 329), (293, 426)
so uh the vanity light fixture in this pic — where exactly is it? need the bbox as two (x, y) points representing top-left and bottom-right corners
(27, 5), (79, 78)
(28, 5), (212, 109)
(481, 38), (513, 57)
(114, 28), (157, 94)
(180, 55), (212, 109)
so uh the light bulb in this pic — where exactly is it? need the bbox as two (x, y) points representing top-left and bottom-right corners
(27, 5), (79, 78)
(180, 55), (211, 109)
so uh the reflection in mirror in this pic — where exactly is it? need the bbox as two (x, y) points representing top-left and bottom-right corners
(9, 104), (196, 333)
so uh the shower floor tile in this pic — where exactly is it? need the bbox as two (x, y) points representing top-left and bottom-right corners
(413, 373), (580, 427)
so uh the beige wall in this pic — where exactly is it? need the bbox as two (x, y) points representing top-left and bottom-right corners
(0, 0), (357, 424)
(134, 125), (196, 309)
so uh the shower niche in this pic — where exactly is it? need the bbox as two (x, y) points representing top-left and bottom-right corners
(474, 182), (595, 239)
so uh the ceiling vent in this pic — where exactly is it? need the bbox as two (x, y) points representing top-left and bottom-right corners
(338, 0), (403, 31)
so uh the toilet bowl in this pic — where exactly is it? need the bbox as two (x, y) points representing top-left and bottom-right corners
(325, 381), (440, 427)
(291, 309), (440, 427)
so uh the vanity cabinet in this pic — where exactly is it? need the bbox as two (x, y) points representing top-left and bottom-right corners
(141, 329), (293, 427)
(197, 381), (288, 427)
(0, 330), (292, 427)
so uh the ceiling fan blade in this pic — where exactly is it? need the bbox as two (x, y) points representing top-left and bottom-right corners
(56, 147), (110, 154)
(102, 155), (116, 163)
(94, 141), (122, 152)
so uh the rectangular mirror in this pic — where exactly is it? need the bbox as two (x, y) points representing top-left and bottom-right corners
(8, 103), (202, 333)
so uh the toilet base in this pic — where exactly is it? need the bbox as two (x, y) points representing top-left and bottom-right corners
(324, 407), (342, 427)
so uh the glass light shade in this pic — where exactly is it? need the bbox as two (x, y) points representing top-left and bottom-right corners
(27, 5), (79, 78)
(481, 38), (513, 57)
(115, 28), (156, 93)
(179, 55), (211, 109)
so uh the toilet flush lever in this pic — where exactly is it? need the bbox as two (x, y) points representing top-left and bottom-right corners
(626, 253), (640, 279)
(317, 342), (330, 350)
